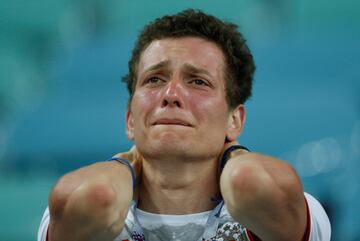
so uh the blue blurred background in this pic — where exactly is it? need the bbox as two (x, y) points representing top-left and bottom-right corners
(0, 0), (359, 240)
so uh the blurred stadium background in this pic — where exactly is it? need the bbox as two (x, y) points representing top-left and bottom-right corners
(0, 0), (359, 240)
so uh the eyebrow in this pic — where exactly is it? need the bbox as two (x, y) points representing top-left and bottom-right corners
(183, 63), (212, 78)
(142, 61), (213, 79)
(143, 60), (170, 73)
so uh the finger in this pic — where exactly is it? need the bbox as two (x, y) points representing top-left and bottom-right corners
(220, 140), (240, 158)
(128, 146), (143, 177)
(112, 145), (143, 177)
(113, 146), (137, 163)
(223, 140), (239, 151)
(131, 157), (142, 178)
(113, 152), (131, 162)
(229, 148), (249, 158)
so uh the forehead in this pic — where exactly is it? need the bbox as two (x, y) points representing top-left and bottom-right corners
(138, 37), (226, 77)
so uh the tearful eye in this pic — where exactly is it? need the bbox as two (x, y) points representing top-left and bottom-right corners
(191, 79), (208, 86)
(195, 79), (205, 85)
(143, 76), (165, 86)
(190, 79), (206, 85)
(148, 77), (161, 83)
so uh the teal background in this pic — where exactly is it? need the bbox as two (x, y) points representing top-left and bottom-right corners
(0, 0), (359, 240)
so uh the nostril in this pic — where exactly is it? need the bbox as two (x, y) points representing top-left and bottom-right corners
(161, 99), (169, 108)
(174, 100), (181, 107)
(162, 99), (182, 108)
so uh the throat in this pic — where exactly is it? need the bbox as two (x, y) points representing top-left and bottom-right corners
(137, 158), (220, 214)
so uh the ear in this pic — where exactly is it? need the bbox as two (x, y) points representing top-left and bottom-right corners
(126, 107), (135, 140)
(225, 104), (246, 142)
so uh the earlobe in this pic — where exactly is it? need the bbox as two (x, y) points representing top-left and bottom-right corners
(126, 108), (135, 140)
(226, 105), (245, 142)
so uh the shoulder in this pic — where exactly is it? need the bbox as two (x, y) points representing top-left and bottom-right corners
(37, 207), (50, 241)
(115, 203), (136, 240)
(220, 193), (331, 241)
(304, 193), (331, 241)
(218, 204), (255, 241)
(38, 205), (135, 241)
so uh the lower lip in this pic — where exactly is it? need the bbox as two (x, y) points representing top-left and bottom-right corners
(154, 124), (191, 127)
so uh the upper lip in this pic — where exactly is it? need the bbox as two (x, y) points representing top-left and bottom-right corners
(153, 118), (193, 127)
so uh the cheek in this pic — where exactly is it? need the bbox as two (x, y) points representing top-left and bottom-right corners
(131, 90), (159, 126)
(191, 94), (229, 127)
(191, 96), (229, 151)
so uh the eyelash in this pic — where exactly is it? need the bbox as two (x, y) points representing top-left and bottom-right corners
(144, 76), (164, 85)
(189, 78), (208, 86)
(144, 76), (211, 88)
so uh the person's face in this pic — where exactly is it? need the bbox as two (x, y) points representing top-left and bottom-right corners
(126, 37), (244, 160)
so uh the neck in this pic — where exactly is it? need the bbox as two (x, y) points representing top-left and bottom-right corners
(137, 156), (220, 214)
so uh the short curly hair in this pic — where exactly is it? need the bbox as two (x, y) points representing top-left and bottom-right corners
(122, 9), (255, 109)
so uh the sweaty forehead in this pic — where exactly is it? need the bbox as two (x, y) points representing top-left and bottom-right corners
(137, 37), (226, 76)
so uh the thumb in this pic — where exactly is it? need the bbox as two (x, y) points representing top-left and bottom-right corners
(221, 140), (240, 159)
(112, 145), (143, 178)
(128, 146), (142, 178)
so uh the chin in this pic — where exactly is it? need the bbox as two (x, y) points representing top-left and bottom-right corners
(156, 137), (190, 152)
(139, 138), (194, 159)
(152, 129), (189, 143)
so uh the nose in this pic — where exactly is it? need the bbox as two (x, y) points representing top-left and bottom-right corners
(161, 79), (184, 108)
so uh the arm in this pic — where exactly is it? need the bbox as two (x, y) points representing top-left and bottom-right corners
(220, 146), (307, 241)
(48, 148), (141, 241)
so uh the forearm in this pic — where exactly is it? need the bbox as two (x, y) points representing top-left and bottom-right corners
(48, 161), (133, 241)
(220, 152), (307, 241)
